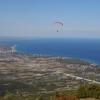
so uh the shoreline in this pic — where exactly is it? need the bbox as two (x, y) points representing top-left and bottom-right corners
(1, 38), (100, 66)
(11, 45), (100, 66)
(11, 48), (99, 66)
(12, 45), (17, 52)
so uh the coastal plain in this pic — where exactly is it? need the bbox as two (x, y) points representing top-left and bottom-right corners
(0, 44), (100, 97)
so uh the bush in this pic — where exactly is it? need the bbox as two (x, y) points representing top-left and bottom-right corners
(75, 84), (100, 99)
(75, 84), (88, 98)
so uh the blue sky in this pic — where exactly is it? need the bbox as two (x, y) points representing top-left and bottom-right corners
(0, 0), (100, 38)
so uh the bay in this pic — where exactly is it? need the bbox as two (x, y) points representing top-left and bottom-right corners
(0, 38), (100, 65)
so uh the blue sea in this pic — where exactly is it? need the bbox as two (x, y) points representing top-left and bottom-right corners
(0, 38), (100, 65)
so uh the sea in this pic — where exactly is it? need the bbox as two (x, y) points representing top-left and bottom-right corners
(0, 38), (100, 65)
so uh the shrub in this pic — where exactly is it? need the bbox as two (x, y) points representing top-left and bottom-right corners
(75, 84), (100, 99)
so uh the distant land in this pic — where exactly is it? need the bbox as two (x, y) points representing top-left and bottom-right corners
(0, 36), (35, 40)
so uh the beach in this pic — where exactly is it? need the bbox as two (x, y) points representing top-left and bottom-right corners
(12, 45), (16, 52)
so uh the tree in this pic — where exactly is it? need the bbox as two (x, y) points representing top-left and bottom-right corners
(75, 84), (88, 98)
(87, 84), (100, 99)
(75, 84), (100, 99)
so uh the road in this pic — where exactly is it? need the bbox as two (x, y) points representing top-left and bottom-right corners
(63, 73), (100, 84)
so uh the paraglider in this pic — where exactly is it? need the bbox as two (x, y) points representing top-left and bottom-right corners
(52, 22), (63, 32)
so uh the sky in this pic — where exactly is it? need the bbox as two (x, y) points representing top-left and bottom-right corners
(0, 0), (100, 38)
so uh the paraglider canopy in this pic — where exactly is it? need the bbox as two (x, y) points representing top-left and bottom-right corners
(52, 22), (63, 25)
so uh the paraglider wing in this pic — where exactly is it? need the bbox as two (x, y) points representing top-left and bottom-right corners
(52, 22), (63, 25)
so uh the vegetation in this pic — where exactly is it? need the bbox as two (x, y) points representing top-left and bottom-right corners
(0, 80), (100, 100)
(75, 83), (100, 99)
(56, 58), (90, 65)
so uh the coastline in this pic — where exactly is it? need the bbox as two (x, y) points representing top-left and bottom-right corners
(12, 45), (17, 52)
(10, 45), (100, 66)
(0, 38), (100, 65)
(10, 48), (99, 66)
